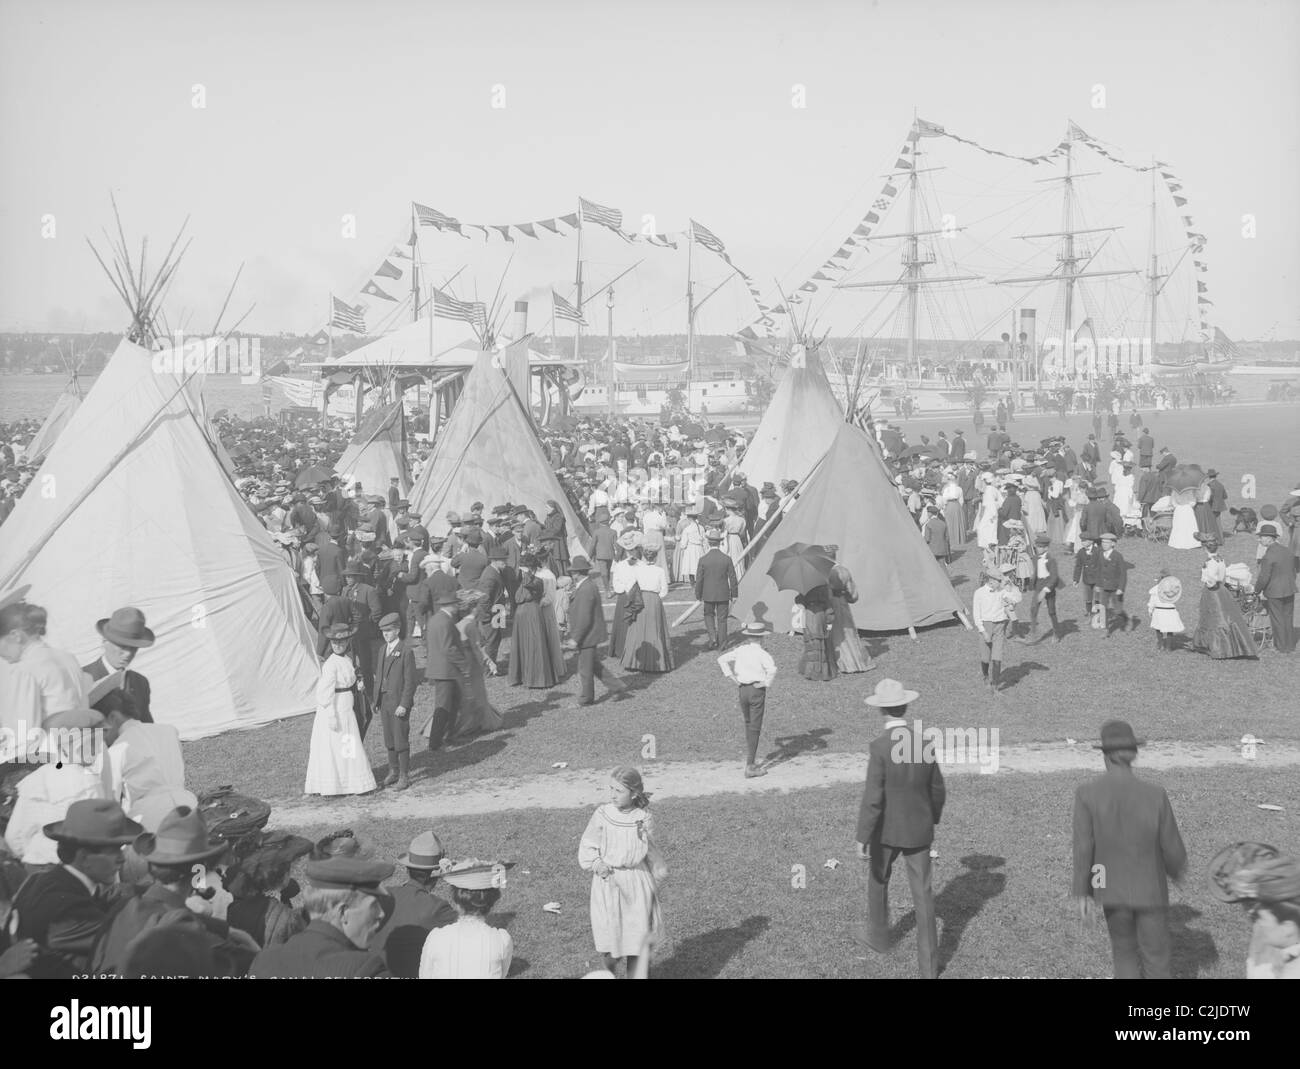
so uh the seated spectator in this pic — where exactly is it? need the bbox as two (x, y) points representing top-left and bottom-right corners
(370, 831), (456, 977)
(96, 691), (196, 831)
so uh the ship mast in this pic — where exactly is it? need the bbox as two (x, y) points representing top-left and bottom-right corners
(835, 129), (980, 386)
(992, 123), (1137, 380)
(1148, 161), (1160, 367)
(686, 235), (695, 382)
(573, 198), (584, 364)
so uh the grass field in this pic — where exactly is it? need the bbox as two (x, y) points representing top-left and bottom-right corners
(272, 765), (1298, 979)
(181, 404), (1299, 978)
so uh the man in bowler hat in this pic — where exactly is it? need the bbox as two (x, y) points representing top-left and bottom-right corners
(1072, 720), (1187, 978)
(423, 590), (469, 750)
(565, 556), (627, 707)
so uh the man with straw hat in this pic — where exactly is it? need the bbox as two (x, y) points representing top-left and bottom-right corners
(717, 621), (777, 778)
(853, 679), (944, 978)
(369, 830), (456, 977)
(82, 606), (155, 723)
(92, 805), (258, 976)
(1072, 720), (1187, 979)
(13, 799), (143, 978)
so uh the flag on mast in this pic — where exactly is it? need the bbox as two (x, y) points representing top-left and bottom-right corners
(579, 197), (623, 231)
(431, 287), (487, 333)
(331, 296), (367, 334)
(552, 290), (587, 326)
(689, 218), (727, 256)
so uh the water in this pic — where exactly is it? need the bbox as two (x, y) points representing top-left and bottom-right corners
(0, 374), (285, 423)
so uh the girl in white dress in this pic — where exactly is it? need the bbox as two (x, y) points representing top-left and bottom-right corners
(722, 503), (747, 565)
(1146, 572), (1184, 652)
(418, 860), (514, 979)
(304, 625), (377, 797)
(975, 477), (1001, 549)
(579, 767), (667, 977)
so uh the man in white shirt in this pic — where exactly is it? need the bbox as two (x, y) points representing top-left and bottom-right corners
(4, 604), (89, 727)
(96, 692), (195, 832)
(717, 622), (778, 778)
(971, 563), (1022, 692)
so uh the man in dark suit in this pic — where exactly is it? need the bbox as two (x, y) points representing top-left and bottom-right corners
(343, 565), (384, 701)
(14, 800), (143, 978)
(996, 482), (1022, 545)
(1073, 720), (1186, 979)
(249, 858), (393, 978)
(1080, 485), (1123, 542)
(934, 432), (950, 461)
(1155, 447), (1177, 493)
(1206, 469), (1228, 539)
(853, 679), (945, 978)
(316, 592), (353, 657)
(922, 506), (950, 567)
(728, 472), (761, 538)
(423, 590), (469, 750)
(375, 613), (419, 789)
(586, 512), (618, 596)
(409, 555), (459, 638)
(1256, 524), (1297, 653)
(475, 547), (509, 668)
(950, 430), (966, 461)
(1094, 531), (1128, 635)
(317, 531), (347, 597)
(1080, 434), (1100, 479)
(695, 530), (739, 650)
(1063, 442), (1078, 478)
(565, 556), (626, 706)
(1137, 428), (1154, 470)
(368, 831), (456, 977)
(82, 607), (155, 724)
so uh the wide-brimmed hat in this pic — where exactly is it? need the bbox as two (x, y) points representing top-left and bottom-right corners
(96, 607), (155, 648)
(436, 858), (515, 890)
(397, 831), (446, 871)
(863, 678), (920, 707)
(996, 561), (1017, 574)
(433, 590), (461, 607)
(1034, 532), (1051, 546)
(1206, 469), (1218, 478)
(568, 556), (592, 573)
(1157, 576), (1183, 602)
(1206, 841), (1283, 903)
(1093, 719), (1144, 752)
(323, 623), (356, 641)
(44, 799), (144, 846)
(1193, 532), (1220, 547)
(134, 806), (228, 865)
(617, 530), (643, 551)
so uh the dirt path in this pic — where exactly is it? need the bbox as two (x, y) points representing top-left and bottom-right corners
(269, 740), (1300, 827)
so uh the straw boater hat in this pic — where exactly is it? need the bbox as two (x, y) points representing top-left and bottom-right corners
(435, 858), (516, 890)
(741, 622), (769, 637)
(706, 529), (723, 542)
(96, 607), (155, 648)
(44, 799), (143, 846)
(134, 806), (228, 865)
(397, 831), (446, 871)
(863, 678), (919, 708)
(617, 530), (643, 551)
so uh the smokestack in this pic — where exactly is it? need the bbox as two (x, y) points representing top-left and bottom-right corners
(512, 300), (528, 341)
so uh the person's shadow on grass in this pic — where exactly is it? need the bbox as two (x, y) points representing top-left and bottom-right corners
(890, 854), (1006, 975)
(654, 915), (771, 978)
(998, 660), (1047, 689)
(763, 727), (832, 768)
(1168, 903), (1220, 978)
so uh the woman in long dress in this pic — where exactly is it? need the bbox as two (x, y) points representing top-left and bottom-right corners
(621, 549), (674, 672)
(1193, 483), (1219, 540)
(1190, 536), (1259, 659)
(722, 502), (747, 565)
(533, 558), (568, 680)
(578, 767), (666, 977)
(940, 474), (965, 547)
(508, 556), (561, 688)
(796, 586), (838, 681)
(1064, 478), (1088, 551)
(304, 624), (377, 796)
(1168, 487), (1201, 550)
(974, 477), (1001, 549)
(1046, 475), (1068, 546)
(826, 549), (872, 673)
(450, 591), (504, 739)
(1107, 450), (1124, 487)
(1021, 477), (1047, 541)
(608, 541), (639, 659)
(676, 509), (705, 582)
(640, 504), (669, 571)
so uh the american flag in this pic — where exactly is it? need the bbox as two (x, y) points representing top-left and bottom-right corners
(579, 197), (622, 231)
(1211, 327), (1240, 362)
(690, 218), (726, 256)
(552, 290), (586, 326)
(331, 296), (367, 334)
(431, 287), (487, 332)
(413, 202), (462, 232)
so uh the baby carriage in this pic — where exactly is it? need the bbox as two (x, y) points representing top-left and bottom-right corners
(1225, 563), (1272, 651)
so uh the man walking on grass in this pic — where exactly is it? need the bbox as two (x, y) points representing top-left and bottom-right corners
(1072, 720), (1186, 979)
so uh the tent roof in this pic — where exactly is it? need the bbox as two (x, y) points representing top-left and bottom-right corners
(410, 350), (586, 537)
(735, 422), (965, 633)
(24, 383), (83, 467)
(321, 316), (578, 369)
(334, 400), (410, 495)
(737, 346), (844, 488)
(0, 337), (319, 739)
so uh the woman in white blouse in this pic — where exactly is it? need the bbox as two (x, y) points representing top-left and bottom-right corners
(620, 548), (674, 672)
(419, 861), (514, 979)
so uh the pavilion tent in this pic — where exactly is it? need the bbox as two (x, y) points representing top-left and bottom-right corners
(735, 344), (844, 489)
(735, 421), (967, 633)
(410, 348), (586, 539)
(334, 399), (410, 496)
(0, 337), (319, 739)
(23, 379), (83, 467)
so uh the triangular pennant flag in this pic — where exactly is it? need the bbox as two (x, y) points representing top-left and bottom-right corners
(1173, 195), (1188, 206)
(375, 259), (403, 280)
(894, 158), (912, 170)
(798, 282), (818, 292)
(812, 271), (831, 281)
(490, 225), (514, 242)
(560, 213), (579, 228)
(361, 280), (397, 302)
(832, 248), (853, 260)
(515, 222), (538, 239)
(536, 218), (561, 234)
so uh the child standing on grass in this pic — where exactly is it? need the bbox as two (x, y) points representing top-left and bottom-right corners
(1146, 571), (1184, 652)
(579, 767), (667, 977)
(717, 621), (778, 778)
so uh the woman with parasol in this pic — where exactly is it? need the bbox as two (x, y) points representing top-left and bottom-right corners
(1189, 533), (1258, 659)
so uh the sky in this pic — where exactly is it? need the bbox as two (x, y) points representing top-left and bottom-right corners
(1, 0), (1297, 344)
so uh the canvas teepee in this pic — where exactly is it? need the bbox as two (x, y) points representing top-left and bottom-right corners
(24, 377), (83, 467)
(736, 343), (844, 489)
(410, 348), (585, 538)
(735, 422), (966, 633)
(334, 399), (410, 496)
(0, 336), (320, 738)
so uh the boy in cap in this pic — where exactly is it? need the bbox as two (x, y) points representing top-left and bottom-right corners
(716, 622), (777, 777)
(1026, 531), (1064, 643)
(249, 856), (394, 978)
(1094, 531), (1129, 636)
(971, 563), (1021, 690)
(376, 613), (419, 789)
